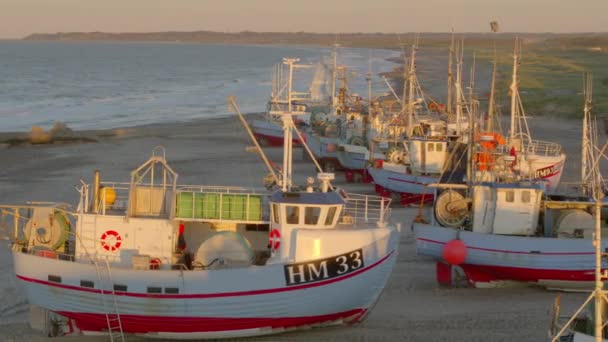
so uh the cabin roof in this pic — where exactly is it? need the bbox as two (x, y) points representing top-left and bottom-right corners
(270, 190), (345, 205)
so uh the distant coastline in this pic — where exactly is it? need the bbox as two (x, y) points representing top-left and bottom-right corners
(23, 31), (608, 50)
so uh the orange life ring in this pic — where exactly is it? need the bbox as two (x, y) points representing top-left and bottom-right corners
(269, 229), (281, 251)
(100, 230), (122, 252)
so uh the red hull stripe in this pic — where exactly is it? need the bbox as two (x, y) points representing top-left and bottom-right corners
(56, 308), (367, 333)
(253, 133), (305, 146)
(387, 177), (431, 186)
(418, 237), (593, 256)
(16, 250), (394, 299)
(460, 264), (594, 283)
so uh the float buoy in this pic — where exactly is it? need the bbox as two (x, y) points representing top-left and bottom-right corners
(268, 229), (281, 251)
(442, 239), (467, 265)
(100, 230), (122, 252)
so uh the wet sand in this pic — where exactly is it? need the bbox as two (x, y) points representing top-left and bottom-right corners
(0, 113), (593, 341)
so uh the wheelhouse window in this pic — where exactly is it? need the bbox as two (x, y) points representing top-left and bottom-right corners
(427, 143), (434, 152)
(436, 143), (443, 152)
(521, 191), (531, 203)
(286, 206), (300, 224)
(304, 207), (321, 225)
(272, 204), (279, 224)
(325, 206), (337, 225)
(505, 190), (515, 203)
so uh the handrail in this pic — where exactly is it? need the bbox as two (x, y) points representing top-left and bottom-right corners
(341, 192), (392, 224)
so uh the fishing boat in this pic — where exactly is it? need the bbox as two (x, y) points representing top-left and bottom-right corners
(502, 40), (566, 191)
(4, 92), (399, 339)
(249, 59), (322, 147)
(548, 79), (608, 342)
(413, 73), (603, 291)
(367, 42), (454, 206)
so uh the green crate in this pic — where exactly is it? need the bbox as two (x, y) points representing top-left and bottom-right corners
(247, 195), (262, 221)
(202, 193), (219, 219)
(176, 192), (194, 218)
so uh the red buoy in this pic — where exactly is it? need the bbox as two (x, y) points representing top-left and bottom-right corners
(442, 239), (467, 265)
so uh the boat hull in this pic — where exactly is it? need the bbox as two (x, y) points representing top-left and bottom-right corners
(367, 166), (436, 206)
(413, 223), (603, 290)
(522, 154), (566, 192)
(250, 119), (305, 147)
(305, 133), (341, 171)
(14, 229), (399, 339)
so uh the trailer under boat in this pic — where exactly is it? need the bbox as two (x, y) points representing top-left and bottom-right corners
(7, 97), (399, 340)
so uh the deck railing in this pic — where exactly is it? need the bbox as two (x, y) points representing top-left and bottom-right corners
(340, 192), (392, 225)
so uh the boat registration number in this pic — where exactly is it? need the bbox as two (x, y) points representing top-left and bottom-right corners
(284, 249), (364, 286)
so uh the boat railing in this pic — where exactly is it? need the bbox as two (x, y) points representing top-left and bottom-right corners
(341, 192), (392, 225)
(505, 134), (563, 157)
(523, 139), (563, 157)
(82, 182), (270, 222)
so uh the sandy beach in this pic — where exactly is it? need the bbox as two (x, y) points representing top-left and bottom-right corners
(0, 113), (593, 341)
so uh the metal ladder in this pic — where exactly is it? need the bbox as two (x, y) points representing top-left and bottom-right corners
(93, 256), (125, 342)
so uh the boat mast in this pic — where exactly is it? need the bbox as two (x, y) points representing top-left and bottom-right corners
(582, 73), (593, 194)
(468, 52), (476, 110)
(455, 39), (464, 137)
(281, 58), (299, 192)
(447, 30), (455, 116)
(406, 39), (418, 137)
(367, 52), (373, 114)
(551, 77), (606, 342)
(487, 21), (500, 132)
(331, 43), (339, 107)
(509, 39), (520, 142)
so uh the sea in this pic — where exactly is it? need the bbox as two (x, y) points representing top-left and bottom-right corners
(0, 41), (402, 132)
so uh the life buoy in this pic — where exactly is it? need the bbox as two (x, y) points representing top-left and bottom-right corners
(150, 258), (161, 270)
(268, 229), (281, 251)
(100, 230), (122, 252)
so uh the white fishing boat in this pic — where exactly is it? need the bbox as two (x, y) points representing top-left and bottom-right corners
(413, 73), (603, 291)
(367, 42), (454, 206)
(4, 92), (399, 339)
(250, 58), (328, 147)
(503, 40), (566, 191)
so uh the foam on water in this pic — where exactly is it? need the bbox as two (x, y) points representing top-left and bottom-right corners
(0, 41), (400, 132)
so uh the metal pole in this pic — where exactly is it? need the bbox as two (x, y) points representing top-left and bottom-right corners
(447, 30), (454, 116)
(228, 97), (279, 185)
(509, 40), (519, 141)
(595, 197), (603, 342)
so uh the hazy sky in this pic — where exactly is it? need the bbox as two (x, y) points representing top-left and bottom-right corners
(2, 0), (607, 39)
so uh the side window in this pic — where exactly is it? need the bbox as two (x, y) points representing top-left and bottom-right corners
(436, 143), (443, 152)
(272, 204), (279, 224)
(325, 206), (337, 225)
(427, 143), (434, 152)
(505, 191), (515, 203)
(521, 191), (531, 203)
(305, 207), (321, 225)
(286, 206), (300, 224)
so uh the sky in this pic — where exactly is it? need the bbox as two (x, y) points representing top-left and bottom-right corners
(1, 0), (607, 39)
